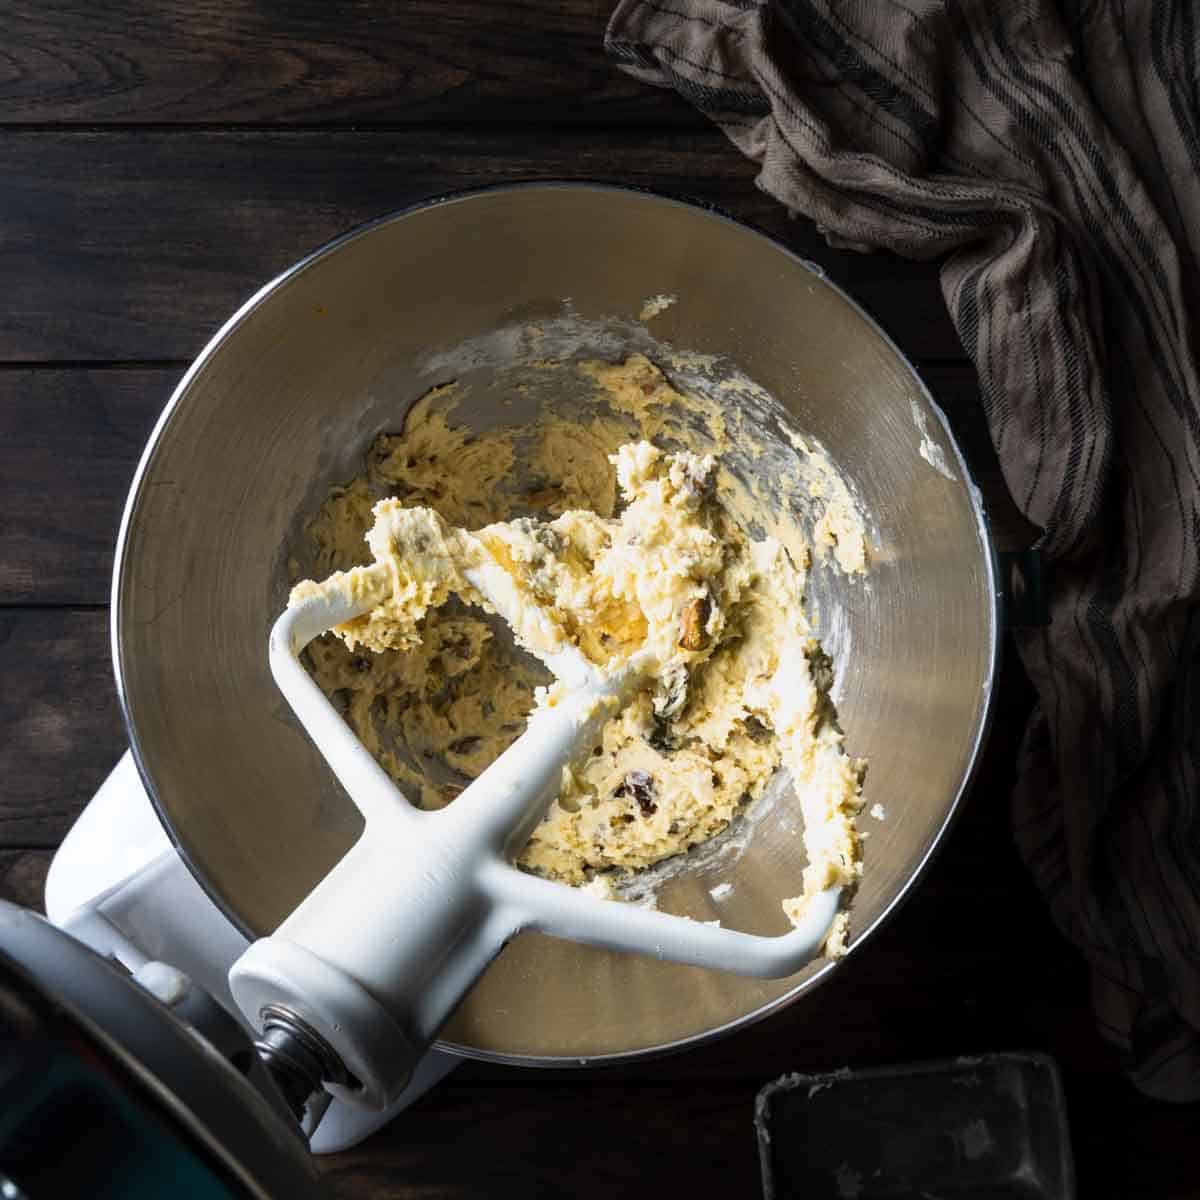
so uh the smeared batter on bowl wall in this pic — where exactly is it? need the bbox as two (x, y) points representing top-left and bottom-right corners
(291, 355), (868, 953)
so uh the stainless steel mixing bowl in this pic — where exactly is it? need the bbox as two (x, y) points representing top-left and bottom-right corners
(113, 184), (998, 1064)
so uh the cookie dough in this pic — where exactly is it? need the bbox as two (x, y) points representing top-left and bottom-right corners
(290, 356), (866, 950)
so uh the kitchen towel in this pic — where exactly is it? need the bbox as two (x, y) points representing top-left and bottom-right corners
(606, 0), (1200, 1101)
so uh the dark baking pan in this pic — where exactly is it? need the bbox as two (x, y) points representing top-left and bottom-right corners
(756, 1052), (1075, 1198)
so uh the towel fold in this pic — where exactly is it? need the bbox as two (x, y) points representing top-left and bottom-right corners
(607, 0), (1200, 1102)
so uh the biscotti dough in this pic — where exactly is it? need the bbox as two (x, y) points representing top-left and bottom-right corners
(290, 356), (867, 951)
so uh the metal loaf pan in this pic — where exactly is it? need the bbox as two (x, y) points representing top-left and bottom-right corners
(756, 1052), (1075, 1198)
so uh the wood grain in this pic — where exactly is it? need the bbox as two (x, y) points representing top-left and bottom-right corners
(0, 1), (698, 127)
(0, 849), (51, 910)
(321, 1082), (766, 1198)
(0, 368), (175, 605)
(0, 609), (123, 846)
(0, 130), (958, 363)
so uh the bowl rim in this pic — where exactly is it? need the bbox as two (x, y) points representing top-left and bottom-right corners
(111, 180), (1003, 1067)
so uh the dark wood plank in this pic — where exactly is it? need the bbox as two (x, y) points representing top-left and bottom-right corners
(0, 368), (176, 605)
(0, 849), (51, 910)
(0, 609), (122, 847)
(1, 1), (698, 128)
(321, 1082), (766, 1199)
(0, 130), (959, 363)
(0, 364), (1022, 608)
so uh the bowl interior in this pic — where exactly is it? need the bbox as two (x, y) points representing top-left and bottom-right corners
(115, 186), (996, 1062)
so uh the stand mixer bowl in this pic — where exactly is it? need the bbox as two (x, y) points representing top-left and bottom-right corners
(112, 184), (999, 1066)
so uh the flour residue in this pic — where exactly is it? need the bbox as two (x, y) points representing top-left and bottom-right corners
(639, 293), (676, 321)
(911, 398), (957, 481)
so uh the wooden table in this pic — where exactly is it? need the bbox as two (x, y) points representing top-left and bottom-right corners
(1, 5), (1195, 1196)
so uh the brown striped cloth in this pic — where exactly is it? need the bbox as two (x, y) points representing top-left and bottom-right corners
(606, 0), (1200, 1101)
